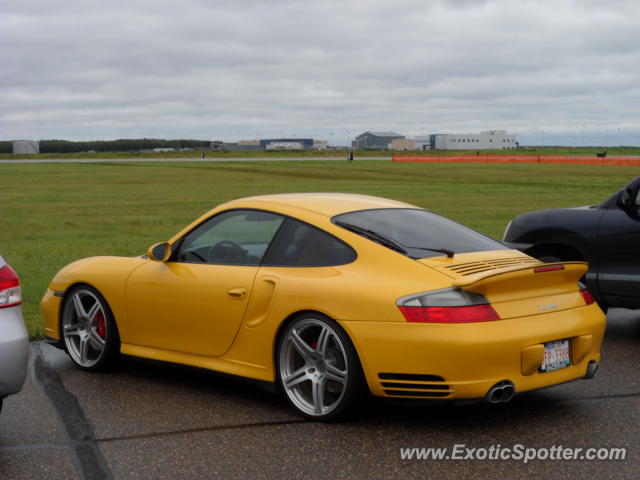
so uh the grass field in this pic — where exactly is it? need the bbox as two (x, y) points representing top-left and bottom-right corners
(1, 159), (638, 339)
(2, 146), (640, 160)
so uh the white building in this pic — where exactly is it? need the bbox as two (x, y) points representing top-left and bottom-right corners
(429, 130), (517, 150)
(13, 140), (39, 154)
(415, 136), (430, 151)
(265, 141), (304, 150)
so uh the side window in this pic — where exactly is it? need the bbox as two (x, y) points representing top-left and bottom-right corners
(264, 219), (356, 266)
(173, 210), (284, 266)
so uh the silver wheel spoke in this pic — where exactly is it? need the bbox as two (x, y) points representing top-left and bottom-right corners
(63, 320), (80, 334)
(79, 336), (90, 364)
(289, 330), (315, 362)
(64, 327), (81, 337)
(72, 293), (87, 319)
(90, 329), (106, 350)
(312, 378), (326, 415)
(316, 326), (331, 356)
(283, 366), (311, 390)
(325, 363), (347, 385)
(87, 302), (101, 322)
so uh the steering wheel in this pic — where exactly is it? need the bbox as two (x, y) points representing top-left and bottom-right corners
(207, 240), (247, 263)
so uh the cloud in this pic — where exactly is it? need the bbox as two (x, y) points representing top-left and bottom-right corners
(1, 0), (639, 145)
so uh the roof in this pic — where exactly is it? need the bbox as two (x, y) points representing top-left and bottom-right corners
(366, 131), (403, 137)
(229, 193), (418, 217)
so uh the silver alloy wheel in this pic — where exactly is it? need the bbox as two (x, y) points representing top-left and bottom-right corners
(62, 288), (108, 368)
(279, 318), (349, 417)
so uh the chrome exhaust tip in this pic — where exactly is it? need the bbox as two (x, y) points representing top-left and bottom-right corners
(584, 360), (598, 379)
(486, 381), (515, 404)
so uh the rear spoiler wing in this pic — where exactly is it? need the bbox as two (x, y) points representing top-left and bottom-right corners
(452, 262), (588, 292)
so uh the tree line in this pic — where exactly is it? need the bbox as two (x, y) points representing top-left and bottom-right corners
(0, 138), (213, 154)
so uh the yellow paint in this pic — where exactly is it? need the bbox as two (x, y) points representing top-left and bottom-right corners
(571, 334), (593, 365)
(521, 344), (545, 375)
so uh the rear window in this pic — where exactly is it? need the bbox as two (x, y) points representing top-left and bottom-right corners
(263, 218), (356, 266)
(333, 208), (507, 258)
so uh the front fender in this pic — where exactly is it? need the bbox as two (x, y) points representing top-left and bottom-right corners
(45, 256), (146, 344)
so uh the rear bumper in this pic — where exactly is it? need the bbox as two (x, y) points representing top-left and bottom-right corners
(342, 304), (605, 400)
(0, 305), (29, 397)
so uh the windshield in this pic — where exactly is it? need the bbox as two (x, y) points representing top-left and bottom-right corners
(333, 208), (507, 258)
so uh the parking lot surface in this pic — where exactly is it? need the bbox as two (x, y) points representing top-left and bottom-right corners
(1, 310), (638, 479)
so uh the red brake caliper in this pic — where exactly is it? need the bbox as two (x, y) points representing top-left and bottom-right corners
(311, 341), (317, 350)
(96, 312), (106, 338)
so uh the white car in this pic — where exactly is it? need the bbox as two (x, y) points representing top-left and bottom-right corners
(0, 255), (28, 414)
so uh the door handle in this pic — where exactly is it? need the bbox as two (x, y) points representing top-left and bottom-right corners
(227, 288), (247, 299)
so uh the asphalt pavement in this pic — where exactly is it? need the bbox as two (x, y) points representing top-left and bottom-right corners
(1, 309), (639, 480)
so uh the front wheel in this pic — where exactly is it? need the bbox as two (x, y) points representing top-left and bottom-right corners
(277, 314), (363, 421)
(61, 285), (120, 371)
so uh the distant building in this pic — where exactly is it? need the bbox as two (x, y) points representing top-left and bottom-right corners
(415, 136), (430, 151)
(260, 138), (314, 149)
(153, 147), (175, 152)
(353, 131), (404, 150)
(266, 141), (304, 150)
(390, 138), (416, 151)
(238, 139), (260, 146)
(429, 130), (517, 150)
(312, 140), (328, 150)
(217, 143), (261, 151)
(13, 140), (39, 154)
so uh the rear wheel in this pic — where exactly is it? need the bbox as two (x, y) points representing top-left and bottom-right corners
(277, 314), (363, 421)
(61, 285), (120, 371)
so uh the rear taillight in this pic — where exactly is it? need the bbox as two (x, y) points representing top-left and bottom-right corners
(0, 264), (22, 308)
(534, 265), (565, 273)
(397, 287), (500, 323)
(577, 281), (595, 306)
(580, 288), (595, 305)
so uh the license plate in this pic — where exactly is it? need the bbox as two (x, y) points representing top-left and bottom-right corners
(540, 340), (571, 372)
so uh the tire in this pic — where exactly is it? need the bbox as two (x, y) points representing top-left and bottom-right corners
(61, 285), (120, 371)
(277, 313), (364, 421)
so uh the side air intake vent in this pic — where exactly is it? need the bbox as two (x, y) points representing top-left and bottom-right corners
(378, 373), (452, 398)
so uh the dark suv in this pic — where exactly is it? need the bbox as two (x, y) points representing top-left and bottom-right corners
(503, 176), (640, 311)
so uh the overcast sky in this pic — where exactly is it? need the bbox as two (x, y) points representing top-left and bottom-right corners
(2, 0), (639, 145)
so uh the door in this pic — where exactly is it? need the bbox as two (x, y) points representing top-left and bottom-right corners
(597, 186), (640, 304)
(126, 209), (285, 357)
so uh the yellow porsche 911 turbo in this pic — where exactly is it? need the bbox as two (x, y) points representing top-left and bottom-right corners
(42, 193), (605, 420)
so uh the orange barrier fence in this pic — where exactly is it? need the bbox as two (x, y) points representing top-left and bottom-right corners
(392, 155), (640, 166)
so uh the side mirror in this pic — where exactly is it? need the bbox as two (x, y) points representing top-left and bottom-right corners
(617, 189), (633, 208)
(147, 242), (172, 262)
